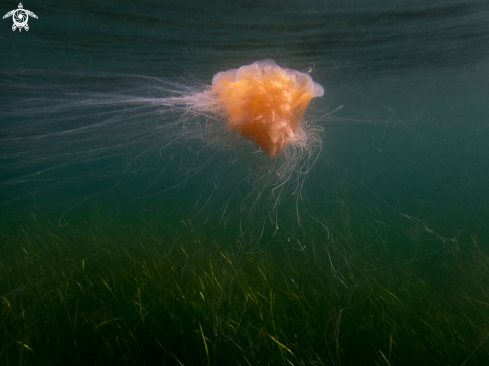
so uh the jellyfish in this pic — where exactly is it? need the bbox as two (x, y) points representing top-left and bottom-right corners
(1, 59), (326, 231)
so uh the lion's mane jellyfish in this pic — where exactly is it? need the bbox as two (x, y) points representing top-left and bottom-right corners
(0, 59), (327, 233)
(207, 59), (324, 156)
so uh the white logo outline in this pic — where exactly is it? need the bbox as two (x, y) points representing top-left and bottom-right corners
(3, 3), (37, 32)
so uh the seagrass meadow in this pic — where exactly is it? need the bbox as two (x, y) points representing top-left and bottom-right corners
(2, 0), (489, 365)
(2, 210), (489, 365)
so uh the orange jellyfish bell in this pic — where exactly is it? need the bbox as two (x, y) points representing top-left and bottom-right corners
(211, 59), (324, 156)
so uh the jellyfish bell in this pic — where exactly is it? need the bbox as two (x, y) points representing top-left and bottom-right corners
(209, 59), (324, 156)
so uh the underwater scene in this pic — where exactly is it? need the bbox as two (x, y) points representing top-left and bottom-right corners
(1, 0), (489, 365)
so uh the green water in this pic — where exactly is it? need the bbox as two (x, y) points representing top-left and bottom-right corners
(1, 0), (489, 365)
